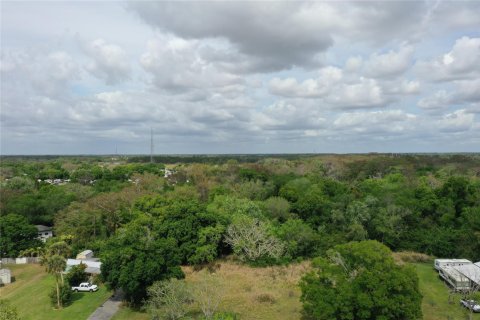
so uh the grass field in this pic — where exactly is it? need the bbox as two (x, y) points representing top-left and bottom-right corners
(415, 263), (480, 320)
(0, 264), (112, 320)
(3, 262), (480, 320)
(113, 260), (309, 320)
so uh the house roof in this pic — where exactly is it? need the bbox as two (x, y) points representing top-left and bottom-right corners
(435, 259), (472, 264)
(35, 225), (52, 232)
(77, 250), (93, 256)
(66, 259), (102, 274)
(443, 266), (470, 282)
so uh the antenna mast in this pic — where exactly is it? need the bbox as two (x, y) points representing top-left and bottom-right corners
(150, 128), (154, 163)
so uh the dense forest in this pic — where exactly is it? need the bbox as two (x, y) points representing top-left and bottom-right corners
(1, 154), (479, 318)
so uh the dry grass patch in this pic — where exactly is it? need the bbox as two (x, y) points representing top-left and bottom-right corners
(393, 251), (433, 265)
(182, 260), (310, 320)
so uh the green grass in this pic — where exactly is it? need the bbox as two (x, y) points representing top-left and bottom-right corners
(0, 264), (112, 320)
(112, 307), (149, 320)
(415, 263), (480, 320)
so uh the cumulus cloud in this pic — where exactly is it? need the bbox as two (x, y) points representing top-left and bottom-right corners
(1, 49), (79, 97)
(269, 67), (390, 109)
(252, 101), (326, 132)
(364, 46), (414, 78)
(140, 35), (243, 92)
(437, 109), (475, 132)
(418, 90), (453, 111)
(128, 1), (435, 72)
(416, 36), (480, 81)
(333, 110), (417, 134)
(82, 38), (130, 85)
(2, 1), (480, 154)
(269, 67), (342, 98)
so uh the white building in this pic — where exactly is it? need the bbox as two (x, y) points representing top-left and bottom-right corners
(66, 259), (101, 275)
(0, 269), (12, 285)
(35, 225), (53, 242)
(434, 259), (471, 271)
(435, 259), (480, 291)
(455, 264), (480, 287)
(439, 266), (471, 291)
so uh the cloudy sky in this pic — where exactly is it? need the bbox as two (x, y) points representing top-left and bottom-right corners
(1, 1), (479, 154)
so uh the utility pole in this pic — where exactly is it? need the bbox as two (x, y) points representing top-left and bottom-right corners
(150, 128), (154, 163)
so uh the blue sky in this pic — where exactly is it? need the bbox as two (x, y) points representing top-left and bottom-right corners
(1, 1), (479, 154)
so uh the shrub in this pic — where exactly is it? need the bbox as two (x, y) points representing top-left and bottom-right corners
(66, 263), (88, 286)
(146, 278), (192, 320)
(255, 293), (276, 304)
(49, 284), (72, 308)
(0, 300), (20, 320)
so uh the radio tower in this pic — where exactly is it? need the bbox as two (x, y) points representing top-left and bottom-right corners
(150, 128), (154, 163)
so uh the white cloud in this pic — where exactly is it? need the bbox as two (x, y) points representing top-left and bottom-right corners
(416, 36), (480, 81)
(269, 66), (342, 98)
(140, 35), (243, 92)
(327, 78), (387, 109)
(334, 110), (417, 134)
(418, 90), (453, 111)
(437, 109), (475, 132)
(83, 38), (130, 85)
(364, 46), (414, 78)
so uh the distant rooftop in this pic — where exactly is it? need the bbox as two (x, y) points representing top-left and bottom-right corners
(35, 225), (52, 232)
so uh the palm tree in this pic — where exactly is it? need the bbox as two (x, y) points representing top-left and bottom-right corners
(43, 241), (70, 285)
(45, 254), (66, 309)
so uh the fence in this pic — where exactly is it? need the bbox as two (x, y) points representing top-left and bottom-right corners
(1, 257), (40, 265)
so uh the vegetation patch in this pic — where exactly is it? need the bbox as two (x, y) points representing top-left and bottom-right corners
(0, 264), (111, 320)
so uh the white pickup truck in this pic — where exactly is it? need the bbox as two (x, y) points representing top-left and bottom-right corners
(71, 282), (98, 292)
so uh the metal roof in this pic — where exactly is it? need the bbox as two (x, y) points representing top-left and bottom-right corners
(442, 266), (470, 283)
(435, 259), (472, 264)
(35, 225), (52, 232)
(454, 264), (480, 285)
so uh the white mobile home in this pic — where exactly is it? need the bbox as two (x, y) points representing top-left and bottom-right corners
(455, 264), (480, 287)
(434, 259), (471, 271)
(66, 259), (102, 275)
(439, 266), (471, 291)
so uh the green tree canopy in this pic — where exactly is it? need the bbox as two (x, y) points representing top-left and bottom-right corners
(0, 214), (41, 257)
(300, 240), (422, 320)
(101, 217), (184, 305)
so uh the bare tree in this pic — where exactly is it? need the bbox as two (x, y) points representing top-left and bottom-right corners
(193, 271), (224, 319)
(146, 278), (191, 320)
(224, 215), (284, 262)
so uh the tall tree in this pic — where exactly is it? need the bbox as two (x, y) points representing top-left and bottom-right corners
(0, 214), (41, 257)
(300, 240), (422, 320)
(45, 254), (67, 309)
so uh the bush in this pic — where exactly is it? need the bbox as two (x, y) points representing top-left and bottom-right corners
(146, 278), (192, 320)
(255, 293), (276, 304)
(66, 263), (88, 287)
(0, 300), (20, 320)
(300, 241), (422, 320)
(49, 284), (72, 308)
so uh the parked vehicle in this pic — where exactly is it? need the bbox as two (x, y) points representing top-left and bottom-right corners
(71, 282), (98, 292)
(460, 299), (480, 313)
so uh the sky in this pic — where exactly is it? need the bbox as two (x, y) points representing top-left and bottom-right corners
(1, 1), (479, 155)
